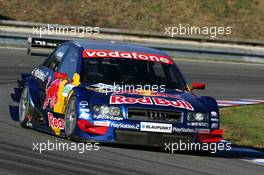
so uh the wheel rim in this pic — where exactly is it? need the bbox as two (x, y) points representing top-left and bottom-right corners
(65, 98), (77, 136)
(19, 87), (28, 122)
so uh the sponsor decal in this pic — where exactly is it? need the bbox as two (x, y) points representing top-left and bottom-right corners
(32, 68), (48, 81)
(140, 122), (172, 133)
(80, 108), (90, 112)
(110, 95), (194, 111)
(79, 113), (90, 120)
(110, 95), (153, 105)
(211, 111), (218, 118)
(211, 123), (219, 129)
(79, 101), (90, 113)
(113, 90), (181, 99)
(172, 127), (195, 133)
(94, 121), (110, 127)
(110, 123), (140, 129)
(198, 129), (210, 133)
(82, 50), (174, 64)
(93, 114), (123, 121)
(211, 118), (219, 122)
(43, 77), (61, 109)
(152, 97), (194, 110)
(187, 122), (209, 127)
(62, 84), (75, 97)
(47, 112), (64, 135)
(79, 101), (89, 108)
(33, 40), (58, 47)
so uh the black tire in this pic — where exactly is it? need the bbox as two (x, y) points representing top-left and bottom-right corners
(19, 86), (30, 128)
(64, 96), (78, 140)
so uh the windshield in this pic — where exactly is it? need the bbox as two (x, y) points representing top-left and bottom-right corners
(81, 58), (187, 90)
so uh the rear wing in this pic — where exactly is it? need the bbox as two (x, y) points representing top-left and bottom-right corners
(27, 37), (69, 56)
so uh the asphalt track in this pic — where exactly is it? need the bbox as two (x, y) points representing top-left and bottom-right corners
(0, 47), (264, 175)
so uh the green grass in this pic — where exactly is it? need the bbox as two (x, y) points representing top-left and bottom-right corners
(220, 104), (264, 148)
(1, 0), (264, 40)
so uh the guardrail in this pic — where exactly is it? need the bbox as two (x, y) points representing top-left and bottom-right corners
(2, 20), (264, 46)
(0, 20), (264, 62)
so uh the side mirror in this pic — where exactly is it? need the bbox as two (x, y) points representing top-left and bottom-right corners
(191, 82), (206, 90)
(54, 72), (68, 79)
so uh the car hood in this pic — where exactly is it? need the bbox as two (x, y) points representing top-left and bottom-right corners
(77, 83), (209, 112)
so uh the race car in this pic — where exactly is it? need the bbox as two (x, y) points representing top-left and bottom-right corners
(9, 38), (223, 146)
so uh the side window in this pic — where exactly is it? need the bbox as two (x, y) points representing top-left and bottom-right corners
(58, 46), (79, 79)
(43, 45), (69, 71)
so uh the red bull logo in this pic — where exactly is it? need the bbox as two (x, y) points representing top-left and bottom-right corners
(43, 77), (61, 109)
(110, 95), (194, 111)
(113, 90), (181, 99)
(47, 112), (64, 135)
(48, 112), (64, 129)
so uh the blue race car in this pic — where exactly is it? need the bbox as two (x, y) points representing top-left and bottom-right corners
(9, 38), (223, 145)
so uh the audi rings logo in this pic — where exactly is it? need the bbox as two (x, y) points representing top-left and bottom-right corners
(146, 111), (167, 120)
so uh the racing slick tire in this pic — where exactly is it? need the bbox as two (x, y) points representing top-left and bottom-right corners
(65, 96), (78, 141)
(19, 86), (30, 128)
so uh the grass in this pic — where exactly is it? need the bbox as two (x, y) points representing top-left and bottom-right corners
(1, 0), (264, 40)
(220, 104), (264, 148)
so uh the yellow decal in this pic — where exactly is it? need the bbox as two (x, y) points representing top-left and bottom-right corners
(54, 73), (80, 114)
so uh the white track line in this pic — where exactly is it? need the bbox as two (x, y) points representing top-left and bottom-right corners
(242, 158), (264, 166)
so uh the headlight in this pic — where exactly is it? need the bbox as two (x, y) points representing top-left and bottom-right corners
(109, 106), (121, 116)
(93, 105), (121, 116)
(187, 112), (208, 122)
(100, 106), (110, 115)
(195, 113), (204, 121)
(93, 105), (101, 113)
(187, 112), (196, 121)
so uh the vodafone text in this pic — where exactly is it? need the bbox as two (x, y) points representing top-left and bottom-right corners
(82, 50), (173, 64)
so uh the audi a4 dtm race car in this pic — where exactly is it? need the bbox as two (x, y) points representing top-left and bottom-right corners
(9, 39), (223, 146)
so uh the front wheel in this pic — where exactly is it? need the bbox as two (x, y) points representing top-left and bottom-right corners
(64, 96), (77, 140)
(19, 86), (30, 127)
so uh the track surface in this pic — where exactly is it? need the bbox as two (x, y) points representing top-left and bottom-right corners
(0, 47), (264, 175)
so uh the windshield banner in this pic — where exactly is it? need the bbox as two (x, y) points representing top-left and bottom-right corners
(82, 49), (173, 64)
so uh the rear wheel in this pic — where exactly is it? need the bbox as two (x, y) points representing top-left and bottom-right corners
(65, 96), (77, 140)
(19, 86), (30, 127)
